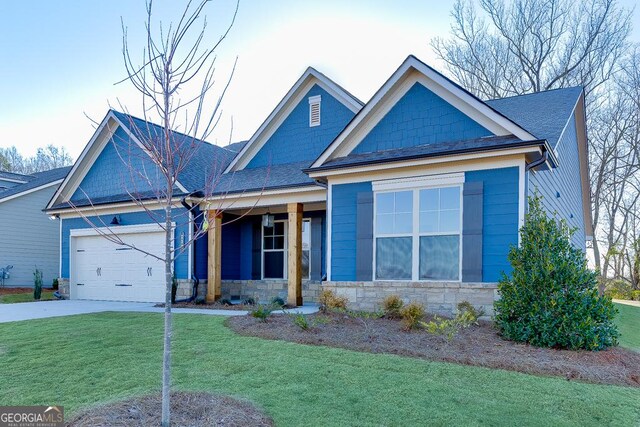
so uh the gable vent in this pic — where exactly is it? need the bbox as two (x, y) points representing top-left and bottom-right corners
(309, 95), (321, 127)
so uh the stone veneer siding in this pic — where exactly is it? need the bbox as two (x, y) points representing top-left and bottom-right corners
(322, 281), (498, 317)
(58, 278), (70, 299)
(220, 280), (321, 303)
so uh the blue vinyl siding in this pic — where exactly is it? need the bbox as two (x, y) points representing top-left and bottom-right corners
(528, 113), (586, 249)
(331, 181), (372, 281)
(71, 127), (164, 202)
(61, 208), (190, 279)
(246, 85), (355, 168)
(221, 218), (241, 280)
(352, 82), (491, 154)
(466, 167), (520, 282)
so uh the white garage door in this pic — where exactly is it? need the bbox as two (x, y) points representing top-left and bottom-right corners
(72, 231), (167, 302)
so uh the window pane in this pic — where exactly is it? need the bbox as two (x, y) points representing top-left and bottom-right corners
(440, 187), (460, 210)
(420, 188), (438, 211)
(302, 250), (310, 279)
(264, 225), (274, 237)
(419, 211), (438, 233)
(275, 222), (285, 235)
(302, 221), (311, 249)
(395, 191), (413, 213)
(376, 213), (394, 235)
(274, 236), (285, 250)
(376, 192), (394, 214)
(419, 235), (459, 280)
(394, 212), (413, 233)
(439, 210), (460, 233)
(263, 236), (274, 250)
(264, 251), (284, 279)
(376, 237), (412, 280)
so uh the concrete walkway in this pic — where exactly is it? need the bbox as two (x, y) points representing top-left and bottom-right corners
(0, 300), (319, 323)
(613, 299), (640, 308)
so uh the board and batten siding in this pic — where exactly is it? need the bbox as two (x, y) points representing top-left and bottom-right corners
(465, 167), (520, 282)
(330, 181), (372, 281)
(528, 112), (586, 249)
(61, 208), (190, 280)
(0, 186), (60, 287)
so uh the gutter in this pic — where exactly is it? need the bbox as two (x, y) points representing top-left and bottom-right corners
(176, 190), (204, 303)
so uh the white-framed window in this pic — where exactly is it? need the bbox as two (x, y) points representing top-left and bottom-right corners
(309, 95), (321, 127)
(373, 175), (463, 282)
(302, 219), (311, 279)
(262, 220), (286, 279)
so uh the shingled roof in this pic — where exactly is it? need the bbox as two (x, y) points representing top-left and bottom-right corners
(0, 166), (71, 203)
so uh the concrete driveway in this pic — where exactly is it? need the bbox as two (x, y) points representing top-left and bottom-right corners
(0, 300), (318, 323)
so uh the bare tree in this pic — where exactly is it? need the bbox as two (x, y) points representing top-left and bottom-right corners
(432, 0), (632, 99)
(68, 1), (238, 425)
(0, 145), (73, 174)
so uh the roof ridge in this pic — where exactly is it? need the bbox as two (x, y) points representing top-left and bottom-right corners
(485, 86), (583, 102)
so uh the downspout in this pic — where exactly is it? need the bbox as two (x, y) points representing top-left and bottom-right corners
(176, 191), (204, 303)
(523, 150), (549, 216)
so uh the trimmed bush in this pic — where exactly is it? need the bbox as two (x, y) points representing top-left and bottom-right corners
(494, 196), (619, 351)
(399, 302), (425, 331)
(33, 268), (43, 300)
(382, 295), (404, 319)
(318, 289), (348, 313)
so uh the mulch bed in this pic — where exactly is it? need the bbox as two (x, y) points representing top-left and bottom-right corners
(156, 302), (263, 311)
(227, 312), (640, 388)
(66, 391), (273, 427)
(0, 287), (43, 295)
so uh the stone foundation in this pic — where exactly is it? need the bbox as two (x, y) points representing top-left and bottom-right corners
(322, 281), (498, 317)
(220, 280), (321, 303)
(58, 278), (70, 299)
(174, 279), (207, 301)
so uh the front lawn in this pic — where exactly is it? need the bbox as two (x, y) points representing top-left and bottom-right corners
(615, 302), (640, 351)
(0, 290), (55, 304)
(0, 313), (638, 426)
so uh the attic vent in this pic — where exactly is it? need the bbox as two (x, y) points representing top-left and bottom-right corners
(309, 95), (321, 127)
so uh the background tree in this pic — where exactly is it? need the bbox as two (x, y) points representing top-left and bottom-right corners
(432, 0), (639, 289)
(0, 144), (73, 174)
(70, 1), (238, 425)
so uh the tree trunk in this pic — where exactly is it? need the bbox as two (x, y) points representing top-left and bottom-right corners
(593, 239), (605, 295)
(161, 206), (172, 427)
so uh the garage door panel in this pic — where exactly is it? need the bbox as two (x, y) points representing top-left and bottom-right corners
(72, 230), (168, 303)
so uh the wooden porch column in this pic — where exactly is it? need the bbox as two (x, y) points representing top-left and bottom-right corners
(287, 203), (303, 306)
(206, 211), (222, 303)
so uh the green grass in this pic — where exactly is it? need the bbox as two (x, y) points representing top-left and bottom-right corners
(0, 291), (55, 304)
(615, 302), (640, 351)
(0, 313), (638, 426)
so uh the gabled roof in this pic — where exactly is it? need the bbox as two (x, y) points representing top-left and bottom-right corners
(311, 55), (537, 168)
(46, 110), (245, 210)
(214, 161), (316, 196)
(0, 166), (71, 204)
(486, 86), (583, 147)
(224, 67), (364, 172)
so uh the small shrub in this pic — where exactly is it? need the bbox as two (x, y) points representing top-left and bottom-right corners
(318, 289), (348, 313)
(250, 304), (273, 322)
(51, 278), (59, 291)
(218, 298), (233, 306)
(33, 268), (43, 300)
(632, 290), (640, 301)
(382, 295), (404, 319)
(399, 301), (425, 331)
(421, 316), (459, 341)
(495, 196), (619, 351)
(604, 280), (633, 300)
(271, 296), (286, 307)
(456, 301), (485, 326)
(291, 313), (310, 330)
(243, 297), (256, 306)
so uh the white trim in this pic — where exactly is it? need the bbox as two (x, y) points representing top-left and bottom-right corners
(70, 222), (170, 237)
(518, 161), (526, 245)
(326, 182), (333, 281)
(312, 56), (536, 168)
(372, 172), (464, 192)
(187, 211), (193, 280)
(309, 95), (321, 127)
(0, 179), (64, 204)
(51, 200), (186, 217)
(308, 146), (542, 181)
(204, 186), (327, 211)
(225, 67), (363, 173)
(58, 218), (63, 278)
(0, 176), (29, 184)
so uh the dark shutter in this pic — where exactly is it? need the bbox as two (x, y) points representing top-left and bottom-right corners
(251, 219), (262, 280)
(310, 217), (323, 280)
(462, 181), (483, 282)
(356, 192), (374, 281)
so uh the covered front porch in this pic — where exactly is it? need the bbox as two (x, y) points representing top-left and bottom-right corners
(203, 201), (326, 306)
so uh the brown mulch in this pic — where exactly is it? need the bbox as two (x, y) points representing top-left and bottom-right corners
(156, 301), (264, 311)
(66, 391), (273, 427)
(227, 312), (640, 388)
(0, 287), (38, 295)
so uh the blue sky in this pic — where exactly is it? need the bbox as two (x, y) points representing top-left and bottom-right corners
(0, 0), (637, 158)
